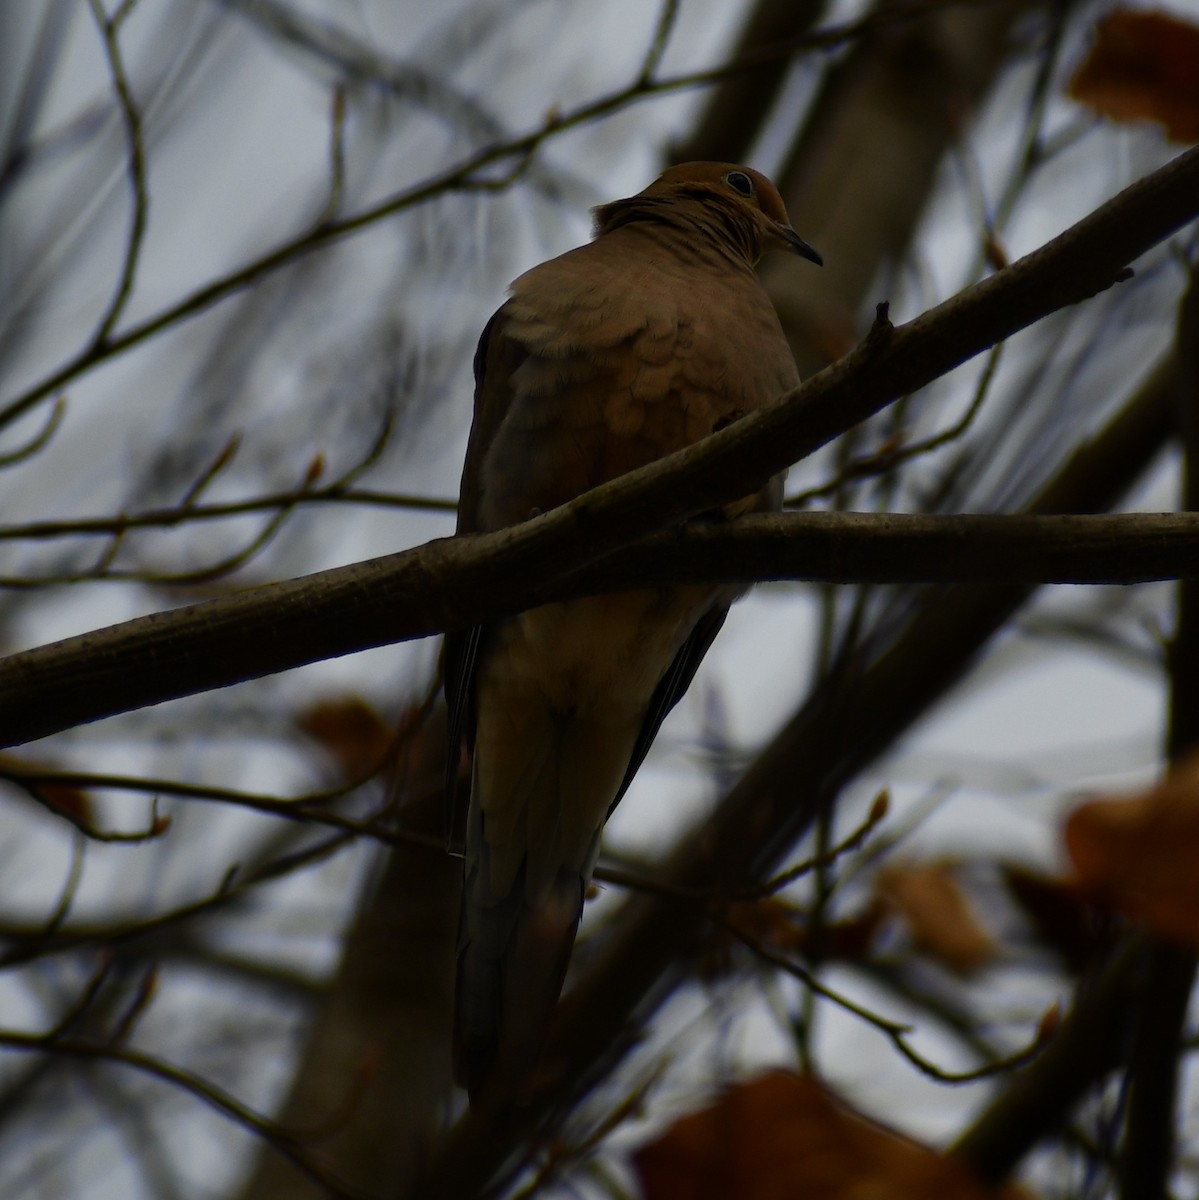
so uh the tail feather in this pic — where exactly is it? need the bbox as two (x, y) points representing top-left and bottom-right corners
(454, 697), (631, 1102)
(453, 842), (585, 1102)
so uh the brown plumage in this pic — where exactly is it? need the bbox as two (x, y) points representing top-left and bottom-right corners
(445, 162), (820, 1104)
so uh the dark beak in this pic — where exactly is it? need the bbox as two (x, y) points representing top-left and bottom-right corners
(777, 223), (823, 266)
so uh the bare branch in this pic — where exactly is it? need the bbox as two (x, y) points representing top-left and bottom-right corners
(177, 434), (242, 509)
(637, 0), (682, 85)
(0, 485), (455, 543)
(0, 407), (427, 543)
(85, 0), (149, 349)
(955, 934), (1146, 1182)
(0, 0), (1023, 436)
(0, 396), (65, 469)
(724, 919), (1051, 1085)
(788, 342), (1003, 506)
(0, 1027), (368, 1200)
(0, 828), (357, 969)
(0, 762), (447, 850)
(4, 502), (1199, 748)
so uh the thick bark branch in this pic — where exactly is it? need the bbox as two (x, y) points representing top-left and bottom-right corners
(0, 508), (1195, 747)
(606, 510), (1199, 586)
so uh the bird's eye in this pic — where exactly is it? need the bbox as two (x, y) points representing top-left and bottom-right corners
(724, 171), (755, 198)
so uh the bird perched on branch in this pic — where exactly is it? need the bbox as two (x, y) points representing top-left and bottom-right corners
(445, 161), (821, 1104)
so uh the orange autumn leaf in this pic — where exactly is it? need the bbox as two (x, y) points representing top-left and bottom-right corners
(1068, 8), (1199, 142)
(879, 861), (996, 974)
(1064, 754), (1199, 944)
(298, 696), (393, 780)
(635, 1071), (1034, 1200)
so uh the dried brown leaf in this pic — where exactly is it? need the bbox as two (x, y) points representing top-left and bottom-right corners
(878, 861), (996, 975)
(1064, 752), (1199, 945)
(1069, 8), (1199, 142)
(635, 1071), (1035, 1200)
(298, 696), (393, 780)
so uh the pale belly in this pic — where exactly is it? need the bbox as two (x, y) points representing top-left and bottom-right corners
(482, 587), (713, 717)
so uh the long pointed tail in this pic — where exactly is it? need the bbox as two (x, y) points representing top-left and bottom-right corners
(453, 822), (585, 1103)
(452, 667), (641, 1104)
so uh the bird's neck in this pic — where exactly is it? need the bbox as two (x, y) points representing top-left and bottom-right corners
(593, 194), (761, 268)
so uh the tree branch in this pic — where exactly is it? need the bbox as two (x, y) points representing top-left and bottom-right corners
(0, 1028), (367, 1200)
(1, 507), (1197, 748)
(954, 934), (1149, 1183)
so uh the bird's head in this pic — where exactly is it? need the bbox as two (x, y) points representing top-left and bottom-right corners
(613, 161), (823, 266)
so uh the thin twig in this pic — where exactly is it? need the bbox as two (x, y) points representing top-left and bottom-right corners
(0, 0), (990, 436)
(0, 484), (455, 543)
(597, 789), (888, 904)
(638, 0), (682, 85)
(85, 0), (149, 350)
(6, 768), (168, 842)
(731, 789), (889, 901)
(0, 1027), (368, 1200)
(724, 919), (1051, 1085)
(316, 84), (347, 227)
(788, 343), (1003, 506)
(0, 762), (446, 851)
(41, 835), (85, 936)
(0, 407), (423, 543)
(178, 434), (242, 509)
(0, 828), (357, 969)
(0, 396), (65, 468)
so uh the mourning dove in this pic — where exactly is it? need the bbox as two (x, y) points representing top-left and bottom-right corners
(446, 162), (820, 1103)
